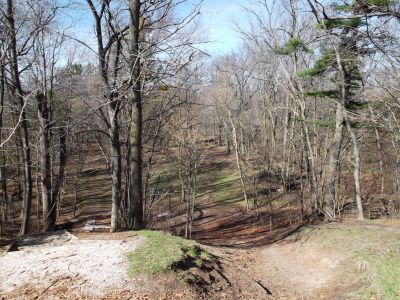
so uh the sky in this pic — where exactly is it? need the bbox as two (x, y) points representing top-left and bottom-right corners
(178, 0), (248, 55)
(60, 0), (248, 59)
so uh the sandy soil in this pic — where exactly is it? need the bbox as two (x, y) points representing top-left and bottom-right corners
(252, 239), (346, 299)
(205, 238), (347, 300)
(0, 231), (143, 299)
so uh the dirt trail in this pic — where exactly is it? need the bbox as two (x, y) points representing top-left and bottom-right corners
(250, 236), (346, 299)
(216, 221), (400, 299)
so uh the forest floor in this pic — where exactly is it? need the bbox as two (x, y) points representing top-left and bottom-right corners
(1, 147), (400, 299)
(1, 222), (400, 299)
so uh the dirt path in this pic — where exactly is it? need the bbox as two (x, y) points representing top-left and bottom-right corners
(213, 221), (400, 299)
(250, 236), (346, 299)
(198, 237), (344, 299)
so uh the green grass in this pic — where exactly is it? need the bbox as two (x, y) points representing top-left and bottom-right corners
(210, 168), (245, 205)
(359, 246), (400, 299)
(149, 148), (245, 208)
(128, 230), (211, 274)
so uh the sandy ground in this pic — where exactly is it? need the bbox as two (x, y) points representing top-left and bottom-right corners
(205, 244), (345, 300)
(0, 231), (143, 299)
(252, 240), (345, 299)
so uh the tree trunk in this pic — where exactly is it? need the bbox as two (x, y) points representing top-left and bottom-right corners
(281, 96), (290, 187)
(376, 128), (384, 194)
(110, 111), (122, 232)
(128, 0), (143, 229)
(229, 112), (249, 210)
(323, 103), (344, 220)
(37, 92), (54, 231)
(51, 127), (67, 227)
(345, 119), (364, 221)
(301, 117), (318, 213)
(7, 0), (33, 235)
(0, 58), (8, 223)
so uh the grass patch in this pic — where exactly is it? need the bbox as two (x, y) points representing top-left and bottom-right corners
(358, 246), (400, 299)
(128, 230), (212, 274)
(211, 169), (244, 205)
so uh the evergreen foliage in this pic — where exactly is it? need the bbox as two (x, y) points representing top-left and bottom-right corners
(274, 38), (311, 55)
(303, 90), (340, 98)
(298, 50), (336, 77)
(316, 18), (364, 30)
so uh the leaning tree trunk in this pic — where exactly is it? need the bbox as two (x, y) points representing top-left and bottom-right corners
(128, 0), (143, 229)
(86, 0), (124, 232)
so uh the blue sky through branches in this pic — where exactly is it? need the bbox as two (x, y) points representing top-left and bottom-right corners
(177, 0), (247, 55)
(61, 0), (247, 57)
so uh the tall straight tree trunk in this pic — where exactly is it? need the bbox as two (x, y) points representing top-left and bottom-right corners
(178, 145), (186, 203)
(228, 112), (249, 210)
(323, 103), (344, 220)
(37, 92), (54, 231)
(0, 57), (8, 222)
(7, 0), (33, 235)
(52, 127), (67, 220)
(370, 108), (385, 194)
(281, 96), (290, 187)
(345, 119), (364, 220)
(128, 0), (143, 229)
(223, 121), (231, 155)
(110, 111), (122, 232)
(375, 128), (384, 194)
(302, 121), (318, 212)
(86, 0), (124, 232)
